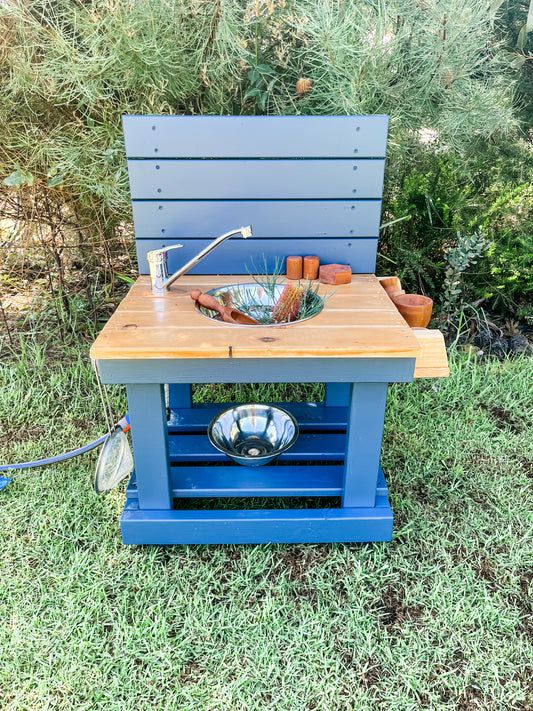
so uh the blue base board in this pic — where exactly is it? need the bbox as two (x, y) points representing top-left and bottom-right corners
(120, 495), (393, 545)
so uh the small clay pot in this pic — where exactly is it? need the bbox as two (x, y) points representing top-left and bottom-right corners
(379, 277), (400, 291)
(385, 286), (405, 300)
(392, 294), (433, 328)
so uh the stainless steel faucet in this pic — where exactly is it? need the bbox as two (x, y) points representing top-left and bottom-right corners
(147, 225), (253, 295)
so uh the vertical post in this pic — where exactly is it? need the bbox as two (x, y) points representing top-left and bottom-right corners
(168, 383), (192, 409)
(342, 382), (388, 508)
(127, 383), (172, 509)
(325, 383), (350, 407)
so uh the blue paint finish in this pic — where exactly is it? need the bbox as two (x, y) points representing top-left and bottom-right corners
(168, 403), (347, 432)
(135, 238), (378, 276)
(343, 382), (389, 508)
(126, 465), (389, 500)
(123, 115), (389, 159)
(120, 497), (394, 545)
(126, 384), (172, 509)
(377, 467), (388, 498)
(126, 115), (388, 283)
(128, 464), (344, 498)
(127, 159), (385, 200)
(172, 464), (345, 498)
(168, 384), (191, 409)
(131, 200), (383, 239)
(168, 432), (345, 462)
(97, 357), (416, 385)
(325, 383), (351, 407)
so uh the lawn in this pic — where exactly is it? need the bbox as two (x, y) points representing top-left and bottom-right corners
(1, 344), (532, 710)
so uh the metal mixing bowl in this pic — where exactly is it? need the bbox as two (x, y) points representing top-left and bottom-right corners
(207, 404), (299, 467)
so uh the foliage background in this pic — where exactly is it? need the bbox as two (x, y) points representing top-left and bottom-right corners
(0, 0), (531, 331)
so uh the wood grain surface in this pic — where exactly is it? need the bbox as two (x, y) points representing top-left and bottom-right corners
(90, 274), (422, 360)
(412, 328), (450, 378)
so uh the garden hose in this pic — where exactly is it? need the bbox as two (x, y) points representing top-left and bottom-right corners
(0, 415), (130, 473)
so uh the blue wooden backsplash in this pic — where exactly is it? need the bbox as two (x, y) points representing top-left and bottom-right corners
(123, 115), (389, 274)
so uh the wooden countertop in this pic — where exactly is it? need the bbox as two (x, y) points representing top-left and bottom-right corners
(90, 274), (422, 360)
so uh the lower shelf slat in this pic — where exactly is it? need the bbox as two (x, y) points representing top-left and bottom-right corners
(168, 403), (348, 432)
(126, 466), (388, 499)
(168, 432), (345, 461)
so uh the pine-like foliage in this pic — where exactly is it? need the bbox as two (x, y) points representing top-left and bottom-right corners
(0, 0), (521, 290)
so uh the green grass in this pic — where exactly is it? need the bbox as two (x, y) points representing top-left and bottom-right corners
(1, 344), (532, 710)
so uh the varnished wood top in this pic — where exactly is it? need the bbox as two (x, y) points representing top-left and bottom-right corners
(90, 275), (421, 360)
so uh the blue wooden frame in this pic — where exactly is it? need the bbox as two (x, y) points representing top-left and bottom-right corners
(97, 355), (414, 544)
(120, 375), (397, 543)
(93, 114), (409, 545)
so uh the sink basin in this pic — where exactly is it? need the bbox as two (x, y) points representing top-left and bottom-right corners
(195, 283), (324, 326)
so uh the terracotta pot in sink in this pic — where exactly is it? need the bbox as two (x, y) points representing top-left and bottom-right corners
(392, 294), (433, 328)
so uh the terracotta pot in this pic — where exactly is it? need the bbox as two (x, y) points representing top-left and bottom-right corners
(379, 277), (400, 291)
(392, 294), (433, 328)
(385, 286), (405, 300)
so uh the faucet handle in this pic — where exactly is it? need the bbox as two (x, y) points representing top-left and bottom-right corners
(147, 244), (183, 262)
(147, 244), (183, 295)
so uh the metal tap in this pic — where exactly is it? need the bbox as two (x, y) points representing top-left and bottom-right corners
(147, 226), (253, 295)
(147, 244), (184, 295)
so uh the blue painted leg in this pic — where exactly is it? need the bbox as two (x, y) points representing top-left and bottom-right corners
(343, 382), (388, 508)
(126, 383), (172, 509)
(325, 383), (350, 407)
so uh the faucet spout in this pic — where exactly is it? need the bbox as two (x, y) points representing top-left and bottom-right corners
(159, 225), (253, 293)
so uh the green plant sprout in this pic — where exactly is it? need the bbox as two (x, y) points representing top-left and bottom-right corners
(201, 256), (334, 326)
(442, 231), (490, 321)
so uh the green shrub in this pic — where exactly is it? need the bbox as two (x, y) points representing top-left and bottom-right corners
(378, 134), (533, 317)
(0, 0), (527, 324)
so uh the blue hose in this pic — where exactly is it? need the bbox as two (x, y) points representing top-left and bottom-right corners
(0, 414), (130, 473)
(0, 435), (108, 471)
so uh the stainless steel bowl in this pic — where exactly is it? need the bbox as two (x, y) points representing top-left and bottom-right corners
(195, 283), (324, 326)
(207, 404), (299, 467)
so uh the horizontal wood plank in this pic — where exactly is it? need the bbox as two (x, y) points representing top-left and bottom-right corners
(127, 465), (345, 498)
(123, 115), (389, 158)
(131, 200), (382, 239)
(167, 403), (349, 431)
(90, 274), (419, 360)
(91, 327), (417, 359)
(103, 309), (405, 329)
(135, 238), (379, 275)
(121, 498), (394, 545)
(126, 273), (378, 294)
(120, 496), (393, 545)
(166, 432), (344, 461)
(126, 466), (389, 499)
(127, 159), (385, 200)
(122, 275), (391, 310)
